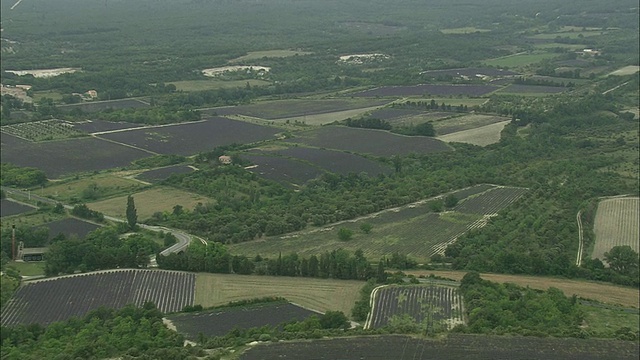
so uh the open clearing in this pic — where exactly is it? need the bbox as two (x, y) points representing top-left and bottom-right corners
(609, 66), (640, 76)
(592, 197), (639, 260)
(167, 79), (269, 92)
(406, 270), (639, 308)
(195, 273), (363, 316)
(432, 114), (509, 135)
(5, 67), (80, 78)
(41, 174), (146, 203)
(229, 49), (312, 63)
(201, 65), (270, 77)
(437, 120), (511, 146)
(87, 187), (213, 220)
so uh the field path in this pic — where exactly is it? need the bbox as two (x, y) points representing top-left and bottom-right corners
(405, 270), (639, 308)
(576, 210), (584, 266)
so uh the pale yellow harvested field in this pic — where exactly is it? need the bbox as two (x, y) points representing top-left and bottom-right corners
(277, 105), (385, 125)
(609, 66), (639, 76)
(87, 187), (213, 220)
(592, 197), (640, 260)
(406, 270), (639, 308)
(436, 120), (510, 146)
(195, 273), (363, 315)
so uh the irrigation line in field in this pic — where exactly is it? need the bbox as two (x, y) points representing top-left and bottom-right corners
(576, 210), (584, 266)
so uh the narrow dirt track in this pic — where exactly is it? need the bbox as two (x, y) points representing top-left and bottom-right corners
(406, 270), (639, 308)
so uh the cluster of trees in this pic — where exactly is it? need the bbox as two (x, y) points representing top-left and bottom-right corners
(0, 302), (202, 360)
(70, 204), (105, 223)
(344, 117), (392, 130)
(391, 99), (470, 113)
(0, 163), (47, 188)
(157, 242), (378, 281)
(44, 228), (160, 276)
(96, 106), (200, 125)
(457, 272), (585, 337)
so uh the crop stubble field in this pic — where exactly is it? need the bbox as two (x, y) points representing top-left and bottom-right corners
(1, 269), (195, 326)
(437, 120), (511, 146)
(230, 185), (527, 262)
(592, 197), (640, 260)
(367, 285), (465, 331)
(195, 273), (362, 316)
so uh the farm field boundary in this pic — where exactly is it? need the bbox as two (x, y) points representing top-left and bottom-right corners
(592, 196), (639, 260)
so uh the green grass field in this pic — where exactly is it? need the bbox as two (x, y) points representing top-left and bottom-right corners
(31, 90), (64, 102)
(484, 52), (558, 67)
(167, 79), (270, 92)
(195, 273), (363, 316)
(5, 261), (45, 277)
(581, 303), (639, 338)
(41, 174), (147, 203)
(529, 30), (607, 40)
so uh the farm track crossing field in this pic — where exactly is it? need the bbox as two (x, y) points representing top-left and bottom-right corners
(208, 99), (390, 119)
(351, 84), (499, 97)
(286, 126), (451, 157)
(433, 114), (509, 135)
(195, 274), (363, 316)
(1, 269), (196, 326)
(70, 119), (146, 133)
(0, 199), (36, 217)
(35, 217), (102, 240)
(436, 120), (511, 146)
(135, 165), (195, 183)
(0, 133), (152, 179)
(240, 334), (640, 360)
(230, 185), (527, 262)
(167, 302), (319, 339)
(97, 117), (281, 156)
(241, 153), (325, 187)
(592, 197), (640, 260)
(57, 98), (150, 113)
(367, 285), (465, 331)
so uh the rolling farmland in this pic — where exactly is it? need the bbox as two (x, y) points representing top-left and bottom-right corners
(0, 269), (196, 326)
(366, 285), (465, 331)
(241, 153), (325, 187)
(230, 185), (527, 262)
(275, 147), (392, 177)
(592, 197), (640, 260)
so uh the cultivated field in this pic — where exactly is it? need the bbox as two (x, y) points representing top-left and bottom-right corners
(41, 174), (147, 202)
(275, 147), (392, 177)
(0, 199), (36, 217)
(212, 98), (390, 120)
(0, 133), (152, 179)
(167, 302), (318, 339)
(97, 117), (281, 156)
(1, 119), (85, 142)
(37, 217), (102, 240)
(228, 49), (313, 63)
(609, 65), (640, 76)
(57, 98), (150, 113)
(437, 120), (511, 146)
(70, 119), (145, 134)
(241, 153), (325, 187)
(420, 67), (518, 78)
(592, 197), (640, 260)
(439, 27), (491, 34)
(276, 105), (385, 125)
(367, 285), (465, 331)
(351, 84), (499, 97)
(240, 334), (640, 360)
(406, 270), (640, 308)
(1, 269), (196, 326)
(135, 165), (195, 183)
(432, 114), (509, 135)
(230, 185), (527, 262)
(368, 109), (452, 125)
(195, 273), (363, 316)
(167, 79), (270, 92)
(496, 84), (567, 95)
(87, 186), (213, 220)
(287, 126), (451, 157)
(484, 52), (559, 67)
